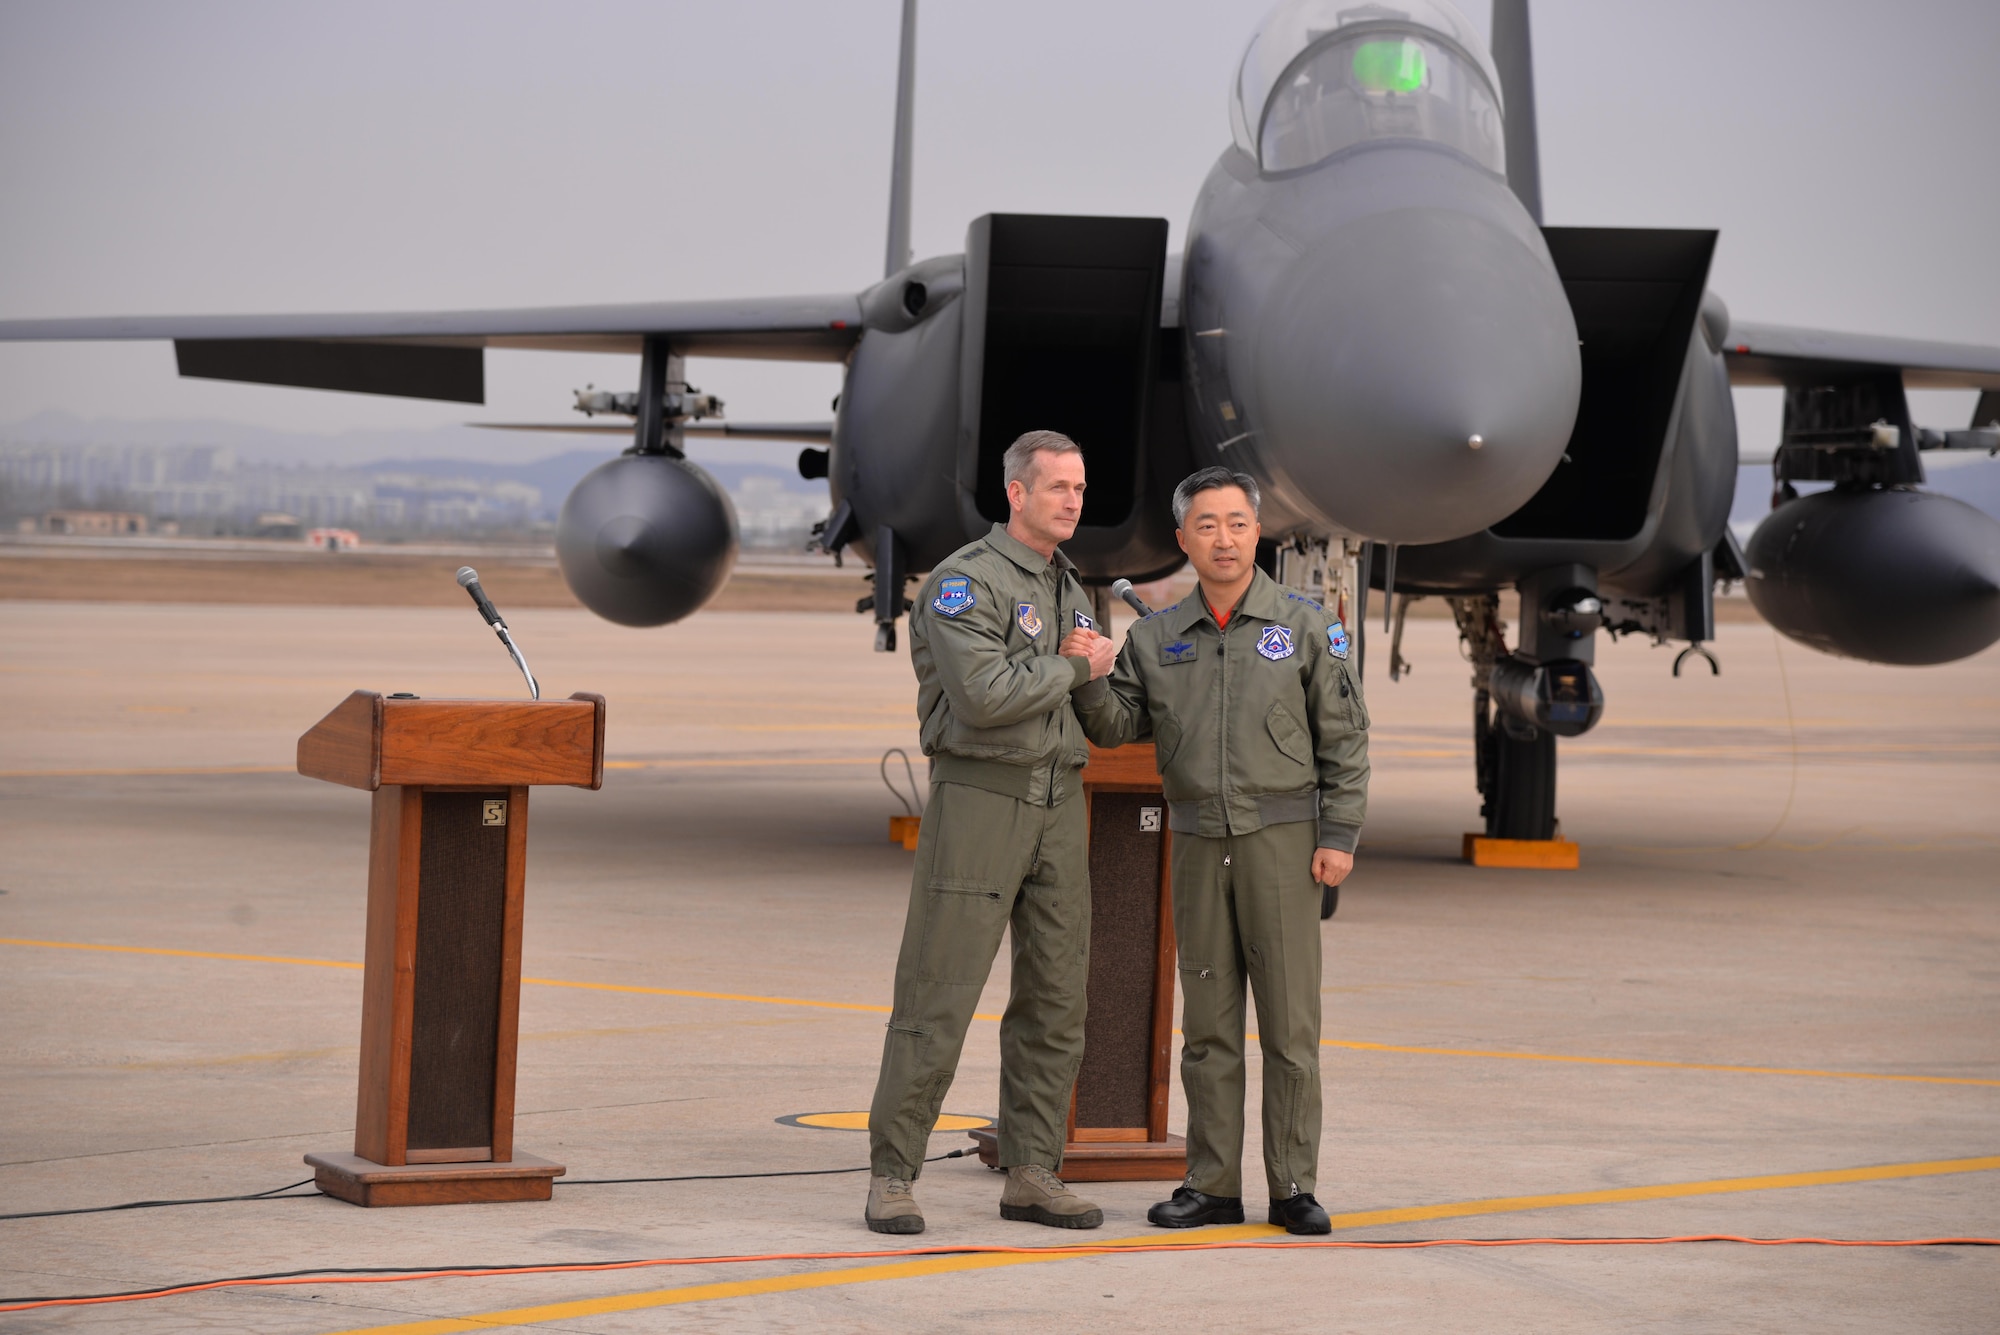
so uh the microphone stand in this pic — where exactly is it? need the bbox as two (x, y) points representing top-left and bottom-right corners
(457, 566), (540, 700)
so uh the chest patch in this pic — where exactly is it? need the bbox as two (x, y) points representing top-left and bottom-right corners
(933, 576), (974, 617)
(1256, 625), (1296, 661)
(1016, 602), (1044, 638)
(1327, 620), (1351, 660)
(1160, 638), (1198, 666)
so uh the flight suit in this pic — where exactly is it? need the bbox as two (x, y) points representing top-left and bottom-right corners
(1073, 567), (1369, 1199)
(868, 522), (1098, 1181)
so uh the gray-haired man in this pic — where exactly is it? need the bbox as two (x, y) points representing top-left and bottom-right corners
(1067, 466), (1370, 1235)
(864, 430), (1117, 1235)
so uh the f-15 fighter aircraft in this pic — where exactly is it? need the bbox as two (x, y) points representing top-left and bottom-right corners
(5, 0), (1998, 840)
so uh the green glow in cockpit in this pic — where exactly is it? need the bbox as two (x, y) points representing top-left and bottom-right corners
(1351, 39), (1427, 93)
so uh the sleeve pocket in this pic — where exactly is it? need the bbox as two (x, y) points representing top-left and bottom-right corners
(1338, 664), (1371, 730)
(1266, 702), (1312, 765)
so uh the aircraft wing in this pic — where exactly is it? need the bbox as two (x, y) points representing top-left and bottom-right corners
(1724, 321), (2000, 390)
(0, 294), (865, 403)
(476, 420), (835, 442)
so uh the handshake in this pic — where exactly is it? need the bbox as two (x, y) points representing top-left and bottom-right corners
(1059, 625), (1117, 681)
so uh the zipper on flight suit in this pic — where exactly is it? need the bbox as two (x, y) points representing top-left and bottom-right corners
(1048, 564), (1066, 809)
(1216, 611), (1231, 835)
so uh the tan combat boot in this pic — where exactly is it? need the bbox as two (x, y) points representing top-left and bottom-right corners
(999, 1164), (1103, 1229)
(865, 1174), (924, 1234)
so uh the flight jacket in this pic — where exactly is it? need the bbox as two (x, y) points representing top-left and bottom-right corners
(1072, 567), (1370, 851)
(910, 522), (1096, 806)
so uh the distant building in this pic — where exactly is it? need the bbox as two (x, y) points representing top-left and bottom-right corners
(731, 475), (829, 547)
(254, 511), (304, 539)
(306, 528), (361, 551)
(34, 509), (147, 536)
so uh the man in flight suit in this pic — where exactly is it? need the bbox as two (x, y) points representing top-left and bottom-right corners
(864, 430), (1118, 1235)
(1066, 466), (1369, 1235)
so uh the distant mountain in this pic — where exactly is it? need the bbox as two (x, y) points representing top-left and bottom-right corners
(0, 410), (815, 475)
(0, 410), (545, 465)
(0, 414), (829, 529)
(364, 450), (823, 510)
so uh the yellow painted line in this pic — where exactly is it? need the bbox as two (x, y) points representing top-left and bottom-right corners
(1319, 1037), (2000, 1089)
(1, 756), (899, 779)
(520, 977), (1003, 1026)
(0, 937), (363, 971)
(324, 1153), (2000, 1333)
(0, 764), (294, 779)
(0, 938), (1000, 1024)
(114, 1044), (350, 1070)
(520, 974), (893, 1016)
(602, 756), (897, 771)
(6, 939), (1984, 1088)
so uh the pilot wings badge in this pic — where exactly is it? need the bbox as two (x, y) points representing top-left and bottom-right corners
(1017, 602), (1044, 638)
(1256, 625), (1295, 661)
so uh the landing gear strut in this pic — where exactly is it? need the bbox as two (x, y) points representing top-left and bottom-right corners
(1450, 592), (1560, 841)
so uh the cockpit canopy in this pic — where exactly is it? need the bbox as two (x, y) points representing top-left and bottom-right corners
(1231, 0), (1506, 176)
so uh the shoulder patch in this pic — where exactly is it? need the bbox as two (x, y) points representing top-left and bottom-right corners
(1016, 602), (1044, 638)
(1160, 637), (1198, 666)
(932, 576), (975, 617)
(1326, 619), (1350, 659)
(1256, 624), (1296, 661)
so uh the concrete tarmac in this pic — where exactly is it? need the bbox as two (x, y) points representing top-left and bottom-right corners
(1, 599), (1996, 1332)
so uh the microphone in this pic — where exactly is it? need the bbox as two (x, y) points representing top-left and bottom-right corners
(1111, 578), (1154, 618)
(455, 566), (540, 700)
(456, 566), (504, 627)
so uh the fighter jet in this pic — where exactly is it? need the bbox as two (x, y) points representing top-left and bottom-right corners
(4, 0), (1998, 842)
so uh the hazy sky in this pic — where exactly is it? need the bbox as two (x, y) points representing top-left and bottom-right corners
(2, 0), (1996, 457)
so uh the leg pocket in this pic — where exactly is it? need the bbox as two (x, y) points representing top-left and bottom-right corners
(914, 886), (1008, 986)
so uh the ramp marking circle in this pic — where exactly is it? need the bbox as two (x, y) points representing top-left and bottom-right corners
(776, 1111), (991, 1133)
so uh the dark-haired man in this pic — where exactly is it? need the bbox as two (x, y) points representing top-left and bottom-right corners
(1066, 466), (1369, 1235)
(864, 429), (1117, 1236)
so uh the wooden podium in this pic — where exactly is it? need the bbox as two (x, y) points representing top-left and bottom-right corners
(295, 690), (605, 1206)
(971, 742), (1186, 1181)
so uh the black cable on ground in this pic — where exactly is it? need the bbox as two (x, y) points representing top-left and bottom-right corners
(0, 1150), (973, 1222)
(0, 1177), (321, 1222)
(559, 1148), (969, 1185)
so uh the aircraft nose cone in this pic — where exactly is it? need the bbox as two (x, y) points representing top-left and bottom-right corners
(1251, 207), (1580, 544)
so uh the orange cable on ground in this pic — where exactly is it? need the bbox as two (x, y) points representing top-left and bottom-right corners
(4, 1235), (1995, 1314)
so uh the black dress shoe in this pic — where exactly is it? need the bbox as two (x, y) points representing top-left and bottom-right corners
(1147, 1187), (1245, 1229)
(1268, 1192), (1331, 1234)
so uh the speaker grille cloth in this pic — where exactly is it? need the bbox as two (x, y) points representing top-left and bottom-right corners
(1074, 791), (1162, 1128)
(407, 790), (508, 1152)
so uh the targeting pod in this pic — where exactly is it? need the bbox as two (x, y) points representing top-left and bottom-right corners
(1489, 655), (1604, 739)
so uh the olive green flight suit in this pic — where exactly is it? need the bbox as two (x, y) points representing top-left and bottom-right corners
(868, 522), (1098, 1181)
(1074, 567), (1369, 1199)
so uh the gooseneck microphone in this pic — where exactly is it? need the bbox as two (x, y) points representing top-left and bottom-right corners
(457, 566), (540, 700)
(1110, 578), (1154, 618)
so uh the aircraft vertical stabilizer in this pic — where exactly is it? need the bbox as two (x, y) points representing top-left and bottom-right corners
(884, 0), (919, 277)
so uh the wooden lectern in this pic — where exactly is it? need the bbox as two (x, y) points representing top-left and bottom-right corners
(971, 742), (1186, 1181)
(295, 690), (605, 1207)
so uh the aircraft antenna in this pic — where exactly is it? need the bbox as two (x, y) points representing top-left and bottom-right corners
(1491, 0), (1543, 224)
(883, 0), (919, 277)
